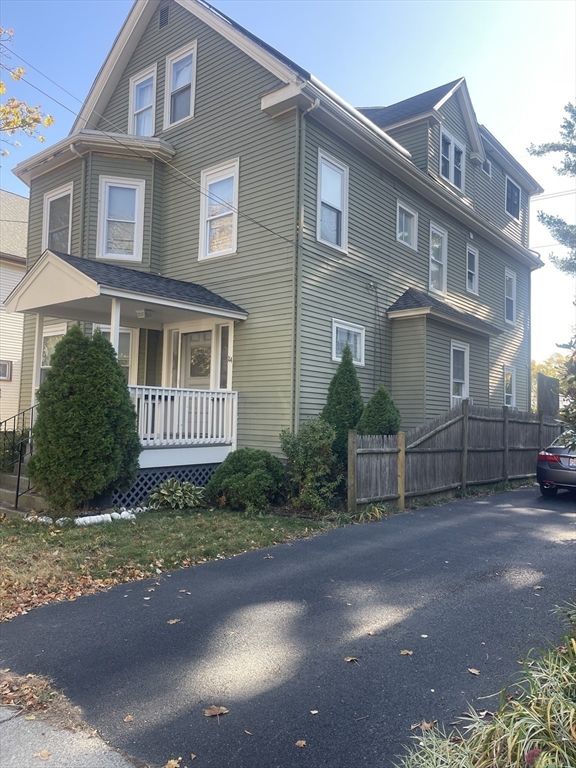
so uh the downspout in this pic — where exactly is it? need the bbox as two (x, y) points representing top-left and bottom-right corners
(292, 97), (320, 433)
(69, 144), (85, 258)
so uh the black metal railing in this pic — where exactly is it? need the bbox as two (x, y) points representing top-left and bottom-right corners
(0, 405), (37, 509)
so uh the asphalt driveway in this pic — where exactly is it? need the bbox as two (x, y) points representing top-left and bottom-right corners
(1, 487), (575, 767)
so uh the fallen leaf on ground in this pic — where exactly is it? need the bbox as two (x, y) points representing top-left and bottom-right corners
(367, 631), (375, 636)
(468, 668), (481, 676)
(244, 730), (253, 735)
(310, 710), (318, 715)
(400, 650), (413, 656)
(477, 710), (494, 718)
(204, 705), (229, 717)
(295, 740), (306, 748)
(165, 760), (181, 768)
(167, 619), (181, 625)
(263, 554), (273, 559)
(421, 634), (428, 638)
(25, 714), (36, 720)
(123, 714), (134, 722)
(344, 656), (359, 663)
(33, 751), (51, 760)
(190, 754), (197, 761)
(533, 585), (544, 590)
(410, 720), (436, 731)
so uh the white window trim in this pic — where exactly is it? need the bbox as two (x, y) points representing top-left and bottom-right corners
(163, 41), (197, 131)
(160, 318), (234, 390)
(317, 150), (349, 254)
(42, 182), (73, 252)
(94, 325), (139, 385)
(96, 176), (146, 262)
(466, 244), (479, 295)
(450, 340), (469, 407)
(396, 200), (418, 251)
(429, 222), (448, 295)
(505, 268), (516, 325)
(440, 128), (466, 191)
(198, 158), (239, 261)
(128, 64), (157, 137)
(0, 360), (12, 381)
(41, 323), (68, 370)
(505, 175), (521, 221)
(504, 365), (516, 408)
(481, 158), (492, 177)
(332, 318), (365, 367)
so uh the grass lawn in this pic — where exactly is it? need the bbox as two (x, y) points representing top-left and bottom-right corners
(0, 509), (333, 621)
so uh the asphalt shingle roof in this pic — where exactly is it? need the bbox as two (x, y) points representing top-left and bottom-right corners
(51, 252), (247, 316)
(0, 190), (29, 259)
(387, 287), (501, 336)
(358, 79), (462, 129)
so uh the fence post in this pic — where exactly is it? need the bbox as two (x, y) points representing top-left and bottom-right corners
(397, 431), (405, 511)
(503, 406), (509, 482)
(347, 429), (357, 513)
(461, 399), (469, 493)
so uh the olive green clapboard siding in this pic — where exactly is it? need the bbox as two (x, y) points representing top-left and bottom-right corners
(385, 122), (429, 174)
(390, 316), (426, 429)
(299, 117), (532, 428)
(96, 0), (298, 453)
(425, 319), (489, 418)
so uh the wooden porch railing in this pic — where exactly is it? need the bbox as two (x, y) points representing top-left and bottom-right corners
(128, 386), (238, 448)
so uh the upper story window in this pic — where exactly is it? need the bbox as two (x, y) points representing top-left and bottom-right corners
(317, 151), (348, 252)
(96, 176), (145, 262)
(504, 365), (516, 407)
(129, 65), (156, 136)
(0, 361), (12, 381)
(466, 245), (479, 294)
(505, 268), (516, 324)
(43, 183), (73, 252)
(199, 159), (239, 260)
(429, 223), (447, 294)
(396, 201), (418, 251)
(332, 319), (365, 366)
(505, 176), (521, 220)
(41, 323), (67, 384)
(451, 340), (469, 407)
(164, 42), (197, 130)
(481, 159), (491, 177)
(440, 129), (465, 191)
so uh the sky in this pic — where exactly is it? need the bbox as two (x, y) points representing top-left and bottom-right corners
(1, 0), (575, 362)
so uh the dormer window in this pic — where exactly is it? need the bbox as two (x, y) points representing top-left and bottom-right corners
(440, 129), (465, 191)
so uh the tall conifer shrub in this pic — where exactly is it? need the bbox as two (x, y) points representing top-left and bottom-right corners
(28, 326), (141, 512)
(321, 344), (364, 465)
(357, 384), (401, 435)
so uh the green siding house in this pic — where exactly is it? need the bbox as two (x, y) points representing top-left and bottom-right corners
(6, 0), (543, 491)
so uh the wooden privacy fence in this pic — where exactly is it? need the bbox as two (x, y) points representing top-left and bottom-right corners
(348, 400), (561, 511)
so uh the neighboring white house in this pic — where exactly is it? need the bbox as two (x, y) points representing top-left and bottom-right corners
(0, 190), (27, 422)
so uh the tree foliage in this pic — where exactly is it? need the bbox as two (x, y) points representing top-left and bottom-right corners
(321, 344), (364, 466)
(528, 103), (576, 275)
(0, 28), (53, 156)
(559, 339), (576, 448)
(357, 384), (401, 436)
(27, 326), (141, 513)
(530, 352), (570, 411)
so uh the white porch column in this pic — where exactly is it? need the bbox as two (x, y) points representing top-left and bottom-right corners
(31, 312), (44, 404)
(110, 298), (121, 353)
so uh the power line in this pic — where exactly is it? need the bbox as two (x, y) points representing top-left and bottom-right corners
(533, 189), (575, 201)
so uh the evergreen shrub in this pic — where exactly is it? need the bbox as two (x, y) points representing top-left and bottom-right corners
(205, 447), (285, 513)
(280, 417), (341, 514)
(321, 344), (364, 465)
(357, 384), (401, 435)
(27, 326), (141, 513)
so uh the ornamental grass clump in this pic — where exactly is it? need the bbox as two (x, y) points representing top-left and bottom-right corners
(357, 384), (401, 436)
(205, 447), (285, 514)
(27, 326), (141, 513)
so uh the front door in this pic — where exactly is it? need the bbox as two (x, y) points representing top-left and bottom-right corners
(180, 331), (212, 389)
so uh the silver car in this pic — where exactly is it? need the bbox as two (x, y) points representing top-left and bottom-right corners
(537, 434), (576, 497)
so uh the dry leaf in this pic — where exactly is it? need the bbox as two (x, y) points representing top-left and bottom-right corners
(367, 631), (375, 636)
(244, 730), (253, 735)
(468, 668), (481, 676)
(123, 714), (134, 722)
(25, 714), (36, 720)
(204, 705), (229, 717)
(478, 710), (493, 718)
(167, 619), (181, 625)
(165, 760), (181, 768)
(263, 554), (273, 559)
(33, 751), (51, 760)
(344, 656), (359, 663)
(310, 710), (319, 715)
(295, 740), (307, 748)
(534, 585), (544, 590)
(410, 720), (436, 731)
(400, 650), (413, 656)
(190, 755), (197, 761)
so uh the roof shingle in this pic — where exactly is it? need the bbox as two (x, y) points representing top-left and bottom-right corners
(358, 79), (462, 128)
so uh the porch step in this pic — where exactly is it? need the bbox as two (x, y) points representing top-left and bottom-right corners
(0, 485), (49, 512)
(0, 472), (32, 492)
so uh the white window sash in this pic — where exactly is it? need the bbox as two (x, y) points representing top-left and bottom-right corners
(41, 323), (68, 370)
(96, 176), (145, 262)
(505, 269), (516, 324)
(42, 183), (73, 253)
(396, 201), (418, 250)
(429, 223), (447, 294)
(198, 159), (239, 260)
(129, 64), (157, 137)
(163, 41), (197, 130)
(317, 150), (348, 253)
(440, 129), (465, 191)
(504, 365), (516, 407)
(332, 318), (365, 366)
(466, 245), (479, 294)
(450, 341), (469, 407)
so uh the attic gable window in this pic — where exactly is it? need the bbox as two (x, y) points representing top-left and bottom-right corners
(129, 65), (156, 136)
(440, 129), (465, 191)
(317, 151), (348, 253)
(164, 42), (197, 130)
(505, 176), (521, 220)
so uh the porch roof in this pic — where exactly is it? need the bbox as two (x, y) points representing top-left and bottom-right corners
(5, 250), (248, 326)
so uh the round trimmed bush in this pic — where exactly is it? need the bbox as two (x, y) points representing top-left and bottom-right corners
(357, 384), (401, 435)
(205, 448), (285, 513)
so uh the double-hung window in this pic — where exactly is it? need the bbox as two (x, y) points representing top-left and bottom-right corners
(199, 159), (239, 260)
(317, 151), (348, 251)
(41, 324), (67, 384)
(129, 65), (156, 136)
(0, 361), (12, 381)
(440, 130), (465, 191)
(96, 176), (145, 261)
(164, 42), (196, 129)
(332, 319), (364, 366)
(505, 269), (516, 324)
(43, 183), (73, 252)
(396, 201), (418, 250)
(429, 223), (447, 294)
(505, 176), (521, 219)
(504, 365), (516, 407)
(451, 341), (469, 406)
(466, 245), (479, 294)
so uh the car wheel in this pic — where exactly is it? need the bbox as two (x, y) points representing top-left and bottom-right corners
(539, 483), (558, 498)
